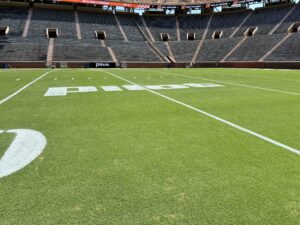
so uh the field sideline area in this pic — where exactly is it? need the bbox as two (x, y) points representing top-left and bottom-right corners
(1, 68), (300, 224)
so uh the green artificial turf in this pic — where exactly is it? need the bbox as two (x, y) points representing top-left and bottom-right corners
(0, 133), (14, 159)
(1, 68), (300, 225)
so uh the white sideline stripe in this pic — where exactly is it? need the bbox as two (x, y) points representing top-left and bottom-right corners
(0, 71), (52, 105)
(103, 70), (300, 156)
(161, 71), (300, 96)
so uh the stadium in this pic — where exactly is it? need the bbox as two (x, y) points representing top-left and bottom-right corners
(1, 0), (300, 224)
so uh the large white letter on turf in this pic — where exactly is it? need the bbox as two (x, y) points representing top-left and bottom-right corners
(183, 83), (223, 88)
(0, 129), (47, 178)
(44, 86), (98, 96)
(145, 84), (189, 90)
(122, 85), (146, 91)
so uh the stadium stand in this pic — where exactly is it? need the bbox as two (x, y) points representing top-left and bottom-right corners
(154, 42), (169, 56)
(0, 6), (27, 36)
(265, 33), (300, 61)
(233, 5), (293, 37)
(53, 39), (113, 62)
(106, 41), (162, 62)
(0, 2), (300, 68)
(207, 11), (250, 39)
(197, 37), (243, 61)
(273, 4), (300, 34)
(78, 11), (123, 40)
(0, 37), (47, 61)
(178, 14), (211, 41)
(28, 8), (76, 38)
(226, 33), (287, 61)
(169, 41), (199, 62)
(143, 15), (177, 41)
(115, 13), (145, 41)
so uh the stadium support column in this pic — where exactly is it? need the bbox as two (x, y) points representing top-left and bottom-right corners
(190, 14), (213, 66)
(259, 33), (291, 62)
(22, 8), (33, 38)
(46, 38), (54, 67)
(269, 5), (297, 35)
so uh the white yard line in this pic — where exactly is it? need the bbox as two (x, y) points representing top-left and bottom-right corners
(160, 71), (300, 96)
(0, 71), (52, 105)
(103, 70), (300, 156)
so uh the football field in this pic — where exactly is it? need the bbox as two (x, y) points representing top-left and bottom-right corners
(1, 68), (300, 224)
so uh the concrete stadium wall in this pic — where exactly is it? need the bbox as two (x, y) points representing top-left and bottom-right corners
(194, 62), (300, 69)
(0, 62), (46, 68)
(1, 61), (300, 69)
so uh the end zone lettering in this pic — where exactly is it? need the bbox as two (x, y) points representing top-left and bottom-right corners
(44, 83), (223, 97)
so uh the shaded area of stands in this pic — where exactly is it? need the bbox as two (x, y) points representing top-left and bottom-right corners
(208, 11), (250, 39)
(144, 15), (177, 41)
(178, 14), (210, 41)
(227, 34), (286, 61)
(274, 5), (300, 34)
(106, 41), (162, 62)
(234, 5), (293, 37)
(169, 41), (199, 62)
(153, 42), (169, 57)
(0, 6), (27, 36)
(266, 33), (300, 61)
(78, 11), (123, 40)
(197, 37), (243, 61)
(28, 8), (76, 38)
(0, 37), (47, 61)
(116, 14), (144, 41)
(53, 39), (112, 62)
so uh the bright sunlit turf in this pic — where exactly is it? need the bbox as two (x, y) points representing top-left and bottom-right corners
(1, 68), (300, 225)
